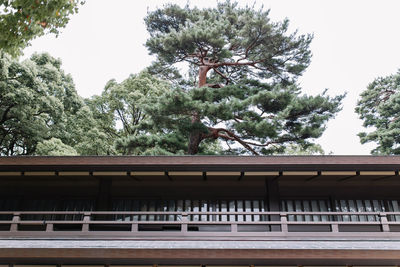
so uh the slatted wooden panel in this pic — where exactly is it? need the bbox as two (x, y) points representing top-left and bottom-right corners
(0, 198), (94, 221)
(334, 199), (400, 222)
(281, 199), (331, 221)
(334, 199), (383, 222)
(112, 199), (267, 222)
(0, 198), (18, 220)
(282, 199), (400, 222)
(386, 200), (400, 221)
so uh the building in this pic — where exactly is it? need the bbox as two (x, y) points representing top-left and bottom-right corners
(0, 155), (400, 266)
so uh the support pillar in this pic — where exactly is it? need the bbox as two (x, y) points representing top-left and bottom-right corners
(96, 178), (112, 220)
(266, 177), (280, 231)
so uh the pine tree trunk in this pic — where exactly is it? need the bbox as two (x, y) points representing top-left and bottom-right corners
(187, 64), (210, 155)
(188, 111), (201, 155)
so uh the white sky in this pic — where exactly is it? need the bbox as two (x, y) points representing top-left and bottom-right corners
(22, 0), (400, 155)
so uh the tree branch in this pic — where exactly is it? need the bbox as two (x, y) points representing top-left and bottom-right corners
(213, 67), (230, 85)
(0, 104), (15, 124)
(237, 31), (263, 62)
(204, 127), (259, 155)
(116, 109), (131, 135)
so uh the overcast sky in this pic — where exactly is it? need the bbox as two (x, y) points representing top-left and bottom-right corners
(22, 0), (400, 155)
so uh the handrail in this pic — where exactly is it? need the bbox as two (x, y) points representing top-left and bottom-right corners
(0, 210), (399, 235)
(1, 211), (399, 215)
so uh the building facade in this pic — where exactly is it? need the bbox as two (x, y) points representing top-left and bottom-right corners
(0, 156), (400, 266)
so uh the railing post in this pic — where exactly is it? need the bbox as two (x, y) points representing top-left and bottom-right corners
(82, 212), (91, 232)
(331, 223), (339, 233)
(10, 213), (20, 232)
(46, 223), (54, 232)
(379, 212), (390, 232)
(280, 213), (288, 233)
(181, 212), (188, 233)
(231, 223), (238, 233)
(131, 223), (138, 232)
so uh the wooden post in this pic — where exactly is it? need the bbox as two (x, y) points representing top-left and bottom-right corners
(181, 212), (188, 233)
(231, 223), (238, 232)
(331, 223), (339, 233)
(97, 178), (112, 211)
(10, 213), (20, 232)
(82, 212), (91, 232)
(266, 177), (280, 231)
(46, 223), (54, 232)
(380, 212), (390, 232)
(280, 213), (288, 233)
(131, 223), (138, 232)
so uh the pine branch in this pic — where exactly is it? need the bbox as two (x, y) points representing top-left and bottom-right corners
(213, 67), (230, 85)
(237, 30), (263, 62)
(204, 127), (259, 155)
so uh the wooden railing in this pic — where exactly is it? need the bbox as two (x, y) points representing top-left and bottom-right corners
(1, 211), (400, 238)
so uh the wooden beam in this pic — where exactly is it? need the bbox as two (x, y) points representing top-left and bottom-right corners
(2, 248), (400, 265)
(244, 171), (279, 176)
(321, 171), (357, 176)
(130, 172), (165, 176)
(206, 171), (241, 176)
(92, 172), (128, 176)
(282, 171), (318, 176)
(58, 171), (90, 176)
(0, 172), (22, 176)
(23, 171), (56, 176)
(168, 172), (203, 176)
(359, 171), (396, 176)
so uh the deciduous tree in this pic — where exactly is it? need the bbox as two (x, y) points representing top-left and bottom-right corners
(0, 52), (110, 155)
(35, 137), (77, 156)
(0, 0), (84, 56)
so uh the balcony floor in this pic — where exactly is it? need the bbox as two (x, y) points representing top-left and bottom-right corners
(1, 239), (400, 266)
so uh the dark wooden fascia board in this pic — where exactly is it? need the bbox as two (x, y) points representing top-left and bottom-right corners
(0, 155), (400, 172)
(1, 247), (400, 265)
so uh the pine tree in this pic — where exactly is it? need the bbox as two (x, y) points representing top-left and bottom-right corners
(356, 70), (400, 154)
(128, 1), (344, 155)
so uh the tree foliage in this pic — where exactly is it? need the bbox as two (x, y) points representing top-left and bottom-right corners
(35, 137), (77, 155)
(124, 1), (345, 155)
(1, 1), (345, 156)
(87, 72), (183, 155)
(0, 52), (110, 155)
(356, 70), (400, 154)
(0, 0), (84, 56)
(88, 71), (227, 155)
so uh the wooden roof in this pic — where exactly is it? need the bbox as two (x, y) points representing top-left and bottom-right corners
(0, 155), (400, 172)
